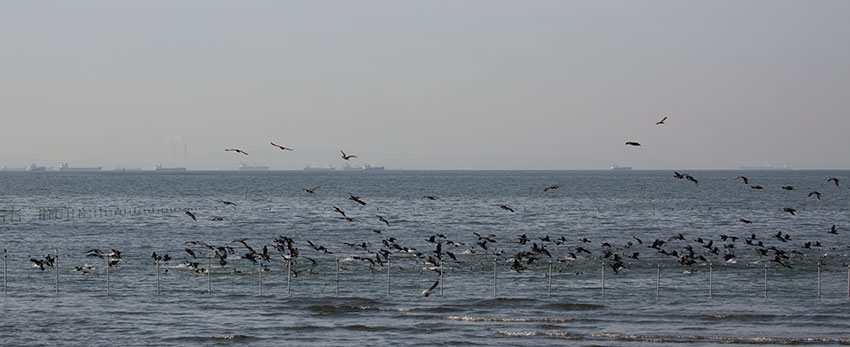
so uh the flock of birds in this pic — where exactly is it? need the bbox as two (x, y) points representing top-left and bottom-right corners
(27, 117), (849, 296)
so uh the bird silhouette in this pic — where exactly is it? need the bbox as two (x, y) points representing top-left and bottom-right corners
(341, 150), (357, 160)
(225, 148), (248, 155)
(270, 142), (293, 151)
(656, 116), (667, 125)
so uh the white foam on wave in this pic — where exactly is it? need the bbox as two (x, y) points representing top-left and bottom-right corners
(445, 316), (571, 323)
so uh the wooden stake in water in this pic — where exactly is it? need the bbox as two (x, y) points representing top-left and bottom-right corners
(287, 258), (292, 297)
(207, 254), (211, 295)
(548, 260), (553, 296)
(817, 261), (822, 299)
(493, 256), (497, 298)
(764, 265), (768, 300)
(709, 263), (713, 299)
(258, 261), (263, 296)
(106, 256), (110, 297)
(386, 255), (390, 297)
(156, 260), (160, 296)
(54, 249), (59, 295)
(601, 262), (605, 298)
(440, 258), (444, 297)
(656, 264), (660, 300)
(3, 249), (6, 296)
(336, 257), (340, 297)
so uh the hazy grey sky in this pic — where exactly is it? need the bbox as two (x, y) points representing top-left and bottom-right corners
(2, 1), (848, 170)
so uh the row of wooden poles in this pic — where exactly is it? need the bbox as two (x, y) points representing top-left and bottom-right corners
(3, 250), (850, 300)
(36, 207), (200, 221)
(0, 210), (22, 223)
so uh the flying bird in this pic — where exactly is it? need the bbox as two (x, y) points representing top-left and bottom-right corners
(543, 185), (560, 192)
(782, 207), (796, 216)
(341, 150), (357, 160)
(217, 200), (236, 206)
(684, 175), (699, 186)
(625, 141), (641, 147)
(808, 191), (822, 200)
(499, 205), (515, 212)
(225, 148), (248, 155)
(332, 206), (346, 217)
(781, 186), (794, 190)
(423, 195), (438, 200)
(305, 186), (320, 194)
(828, 177), (840, 186)
(377, 215), (390, 226)
(656, 116), (667, 125)
(422, 279), (440, 297)
(738, 218), (753, 224)
(349, 194), (367, 206)
(750, 185), (764, 190)
(735, 176), (749, 184)
(185, 210), (197, 221)
(270, 142), (293, 151)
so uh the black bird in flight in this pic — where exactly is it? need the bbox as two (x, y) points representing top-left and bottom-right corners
(684, 175), (699, 186)
(782, 207), (796, 216)
(738, 218), (753, 224)
(673, 172), (687, 179)
(543, 185), (560, 192)
(499, 205), (515, 212)
(808, 191), (822, 200)
(349, 194), (367, 206)
(422, 279), (440, 297)
(423, 195), (438, 200)
(750, 185), (764, 190)
(185, 210), (197, 221)
(828, 177), (840, 186)
(332, 206), (346, 217)
(225, 148), (249, 155)
(781, 186), (794, 190)
(735, 176), (749, 184)
(377, 215), (390, 226)
(341, 150), (357, 160)
(656, 116), (667, 125)
(217, 200), (236, 206)
(305, 186), (320, 194)
(270, 142), (293, 151)
(625, 141), (641, 147)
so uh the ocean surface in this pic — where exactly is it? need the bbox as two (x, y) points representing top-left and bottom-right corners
(1, 170), (849, 346)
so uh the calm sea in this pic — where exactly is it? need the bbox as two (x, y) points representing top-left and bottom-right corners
(1, 170), (849, 345)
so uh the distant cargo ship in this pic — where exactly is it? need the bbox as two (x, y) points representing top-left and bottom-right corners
(154, 164), (187, 172)
(610, 164), (632, 171)
(238, 161), (270, 171)
(27, 164), (47, 172)
(343, 162), (385, 171)
(740, 164), (792, 170)
(303, 164), (335, 171)
(58, 162), (101, 172)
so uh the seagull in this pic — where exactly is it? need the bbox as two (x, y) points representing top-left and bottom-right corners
(782, 207), (796, 216)
(808, 191), (822, 200)
(304, 186), (320, 194)
(828, 177), (840, 186)
(185, 210), (197, 221)
(735, 176), (749, 184)
(625, 141), (641, 147)
(499, 205), (515, 212)
(377, 215), (390, 226)
(422, 279), (440, 297)
(656, 116), (667, 125)
(543, 185), (560, 192)
(341, 150), (357, 160)
(423, 195), (438, 200)
(270, 142), (293, 151)
(225, 148), (248, 155)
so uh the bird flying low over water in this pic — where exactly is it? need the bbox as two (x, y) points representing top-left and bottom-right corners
(750, 185), (764, 190)
(341, 150), (357, 160)
(185, 210), (197, 221)
(217, 200), (236, 206)
(305, 186), (320, 194)
(828, 177), (840, 186)
(499, 205), (515, 212)
(673, 172), (687, 179)
(735, 176), (749, 184)
(543, 185), (560, 192)
(656, 116), (667, 125)
(422, 279), (440, 297)
(808, 191), (822, 200)
(782, 207), (796, 216)
(225, 148), (248, 155)
(423, 195), (438, 200)
(349, 194), (367, 206)
(625, 141), (641, 147)
(270, 142), (293, 151)
(684, 175), (699, 186)
(738, 218), (753, 224)
(377, 215), (390, 226)
(781, 186), (794, 190)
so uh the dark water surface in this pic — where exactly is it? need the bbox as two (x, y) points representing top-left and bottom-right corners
(1, 170), (849, 345)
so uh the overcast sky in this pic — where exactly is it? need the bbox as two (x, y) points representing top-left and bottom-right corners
(1, 1), (848, 170)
